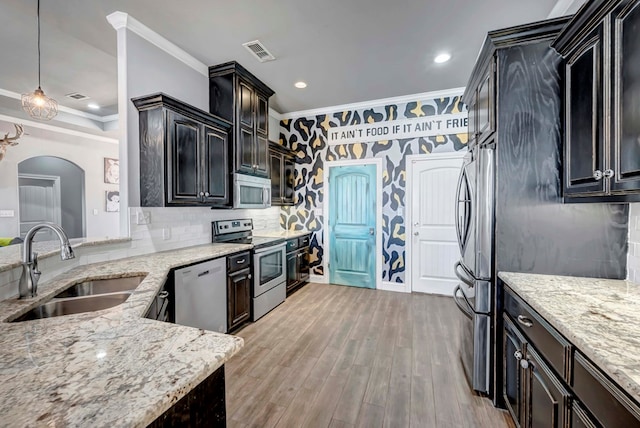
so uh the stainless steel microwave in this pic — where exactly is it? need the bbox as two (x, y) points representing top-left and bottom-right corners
(233, 173), (271, 209)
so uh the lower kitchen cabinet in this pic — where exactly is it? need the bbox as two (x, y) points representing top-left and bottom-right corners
(285, 235), (310, 295)
(148, 365), (226, 427)
(227, 251), (251, 332)
(501, 282), (640, 428)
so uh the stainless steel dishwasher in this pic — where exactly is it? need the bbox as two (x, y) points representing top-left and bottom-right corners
(174, 257), (227, 333)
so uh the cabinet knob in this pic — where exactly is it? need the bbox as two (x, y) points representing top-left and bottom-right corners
(199, 191), (205, 196)
(593, 170), (603, 181)
(519, 359), (530, 370)
(204, 191), (210, 197)
(514, 350), (522, 361)
(248, 274), (252, 279)
(603, 169), (614, 179)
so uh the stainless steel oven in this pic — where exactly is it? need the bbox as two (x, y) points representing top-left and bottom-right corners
(252, 240), (286, 321)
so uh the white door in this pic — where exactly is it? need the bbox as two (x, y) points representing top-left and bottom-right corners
(18, 174), (61, 241)
(410, 154), (465, 295)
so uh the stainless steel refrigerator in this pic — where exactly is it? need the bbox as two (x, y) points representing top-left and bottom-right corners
(452, 20), (629, 399)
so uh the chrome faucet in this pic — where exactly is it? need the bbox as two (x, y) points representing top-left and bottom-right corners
(18, 222), (75, 299)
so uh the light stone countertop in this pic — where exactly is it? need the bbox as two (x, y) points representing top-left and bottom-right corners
(255, 229), (311, 239)
(499, 272), (640, 403)
(0, 236), (132, 273)
(0, 242), (251, 428)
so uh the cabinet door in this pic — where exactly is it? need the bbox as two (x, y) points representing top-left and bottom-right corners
(255, 134), (269, 177)
(564, 24), (606, 196)
(202, 124), (230, 206)
(256, 93), (268, 136)
(476, 62), (495, 145)
(524, 347), (569, 428)
(610, 0), (640, 193)
(283, 155), (296, 205)
(503, 316), (524, 427)
(227, 268), (251, 331)
(237, 126), (255, 174)
(238, 81), (254, 128)
(299, 248), (310, 283)
(467, 92), (478, 148)
(167, 110), (202, 204)
(270, 151), (283, 205)
(286, 252), (299, 291)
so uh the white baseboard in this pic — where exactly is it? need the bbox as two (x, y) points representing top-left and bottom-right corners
(379, 281), (410, 293)
(310, 274), (328, 284)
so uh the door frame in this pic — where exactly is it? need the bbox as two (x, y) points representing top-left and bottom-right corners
(324, 158), (383, 290)
(406, 151), (466, 293)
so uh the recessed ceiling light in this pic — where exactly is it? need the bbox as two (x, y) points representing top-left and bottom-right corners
(294, 81), (307, 89)
(434, 53), (451, 64)
(87, 102), (100, 110)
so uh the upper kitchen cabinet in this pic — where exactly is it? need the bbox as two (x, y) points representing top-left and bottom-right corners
(269, 141), (295, 206)
(133, 93), (232, 207)
(553, 0), (640, 202)
(209, 61), (275, 178)
(464, 59), (495, 148)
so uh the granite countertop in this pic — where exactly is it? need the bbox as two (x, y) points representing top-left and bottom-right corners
(255, 229), (311, 239)
(0, 242), (251, 427)
(499, 272), (640, 403)
(0, 236), (132, 273)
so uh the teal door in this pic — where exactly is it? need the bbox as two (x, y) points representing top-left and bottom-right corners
(329, 164), (376, 288)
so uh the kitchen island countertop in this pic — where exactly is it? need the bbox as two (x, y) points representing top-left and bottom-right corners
(499, 271), (640, 404)
(0, 242), (251, 427)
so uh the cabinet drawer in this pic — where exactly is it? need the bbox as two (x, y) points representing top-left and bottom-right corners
(504, 287), (569, 379)
(298, 235), (310, 248)
(572, 351), (640, 427)
(228, 251), (251, 273)
(286, 238), (298, 252)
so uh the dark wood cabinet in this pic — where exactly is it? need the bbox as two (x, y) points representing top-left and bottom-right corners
(466, 60), (495, 148)
(553, 0), (640, 202)
(501, 282), (640, 428)
(285, 235), (310, 295)
(209, 62), (274, 178)
(227, 251), (251, 332)
(133, 93), (232, 207)
(269, 142), (296, 206)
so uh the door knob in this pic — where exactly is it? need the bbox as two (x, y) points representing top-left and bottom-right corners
(414, 231), (419, 236)
(369, 228), (375, 235)
(414, 222), (419, 227)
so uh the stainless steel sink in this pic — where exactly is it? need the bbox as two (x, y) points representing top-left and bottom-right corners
(54, 276), (146, 298)
(12, 293), (133, 322)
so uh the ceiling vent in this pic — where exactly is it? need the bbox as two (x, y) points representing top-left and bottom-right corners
(65, 92), (90, 101)
(242, 40), (276, 63)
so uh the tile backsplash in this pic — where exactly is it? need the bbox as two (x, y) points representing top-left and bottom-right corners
(629, 203), (640, 283)
(0, 207), (281, 300)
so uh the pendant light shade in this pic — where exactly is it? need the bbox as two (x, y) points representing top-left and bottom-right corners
(22, 0), (58, 121)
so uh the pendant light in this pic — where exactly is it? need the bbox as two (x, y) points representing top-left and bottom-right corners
(22, 0), (58, 121)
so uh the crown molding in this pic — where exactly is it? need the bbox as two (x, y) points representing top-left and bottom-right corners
(548, 0), (585, 17)
(268, 107), (283, 121)
(279, 87), (466, 119)
(106, 11), (208, 77)
(0, 113), (119, 144)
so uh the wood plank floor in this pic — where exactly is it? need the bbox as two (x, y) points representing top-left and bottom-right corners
(225, 283), (515, 428)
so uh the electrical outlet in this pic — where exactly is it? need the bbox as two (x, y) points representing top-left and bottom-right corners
(0, 210), (15, 218)
(162, 228), (171, 240)
(136, 211), (151, 225)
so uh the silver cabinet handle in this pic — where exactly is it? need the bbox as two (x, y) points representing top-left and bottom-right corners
(248, 274), (252, 279)
(204, 191), (210, 197)
(199, 191), (205, 196)
(158, 291), (169, 299)
(519, 359), (530, 369)
(517, 315), (533, 328)
(593, 170), (603, 180)
(603, 169), (614, 178)
(514, 350), (522, 361)
(236, 259), (245, 264)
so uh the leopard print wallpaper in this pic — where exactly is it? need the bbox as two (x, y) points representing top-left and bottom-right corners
(279, 95), (468, 284)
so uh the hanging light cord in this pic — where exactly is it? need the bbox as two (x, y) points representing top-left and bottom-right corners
(37, 0), (41, 89)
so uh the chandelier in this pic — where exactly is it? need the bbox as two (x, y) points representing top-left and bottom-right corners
(22, 0), (58, 121)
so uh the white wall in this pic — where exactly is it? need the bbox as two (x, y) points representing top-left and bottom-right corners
(628, 203), (640, 282)
(0, 120), (119, 239)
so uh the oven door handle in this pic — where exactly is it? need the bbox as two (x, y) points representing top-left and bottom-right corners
(253, 243), (287, 254)
(453, 285), (474, 319)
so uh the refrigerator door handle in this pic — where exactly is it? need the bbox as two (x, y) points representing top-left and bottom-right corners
(455, 166), (465, 253)
(454, 260), (474, 287)
(453, 285), (474, 319)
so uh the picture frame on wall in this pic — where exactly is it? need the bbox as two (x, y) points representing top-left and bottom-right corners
(106, 191), (120, 212)
(104, 158), (119, 184)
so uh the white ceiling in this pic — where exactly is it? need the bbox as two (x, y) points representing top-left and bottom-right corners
(0, 0), (583, 122)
